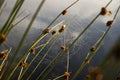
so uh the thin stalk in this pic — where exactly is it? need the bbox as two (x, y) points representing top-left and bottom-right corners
(26, 33), (63, 80)
(53, 74), (65, 80)
(9, 19), (63, 73)
(36, 16), (76, 80)
(0, 61), (8, 79)
(15, 10), (27, 19)
(40, 50), (66, 80)
(113, 5), (120, 21)
(0, 48), (12, 71)
(1, 0), (25, 34)
(37, 1), (113, 79)
(53, 50), (70, 80)
(71, 5), (120, 80)
(36, 50), (62, 80)
(6, 0), (46, 79)
(0, 0), (5, 9)
(99, 5), (120, 69)
(9, 0), (45, 65)
(67, 50), (69, 72)
(6, 14), (30, 35)
(0, 0), (7, 16)
(71, 28), (110, 80)
(18, 67), (23, 80)
(7, 20), (63, 80)
(69, 0), (113, 48)
(19, 33), (56, 79)
(34, 43), (46, 49)
(17, 52), (30, 80)
(46, 0), (79, 28)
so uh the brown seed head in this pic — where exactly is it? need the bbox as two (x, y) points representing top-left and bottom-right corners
(61, 45), (68, 51)
(100, 7), (107, 16)
(106, 20), (113, 27)
(90, 46), (96, 52)
(19, 61), (28, 68)
(31, 48), (35, 54)
(64, 72), (70, 77)
(52, 30), (57, 35)
(59, 25), (66, 33)
(62, 10), (67, 15)
(108, 11), (112, 15)
(42, 28), (50, 34)
(0, 34), (7, 43)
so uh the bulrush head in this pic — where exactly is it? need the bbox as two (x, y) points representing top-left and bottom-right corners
(90, 46), (96, 52)
(100, 7), (108, 16)
(42, 28), (50, 34)
(59, 25), (66, 33)
(108, 11), (112, 15)
(19, 61), (28, 68)
(62, 10), (67, 15)
(0, 34), (7, 43)
(106, 20), (113, 27)
(64, 72), (70, 79)
(52, 30), (57, 35)
(30, 48), (35, 54)
(61, 45), (68, 51)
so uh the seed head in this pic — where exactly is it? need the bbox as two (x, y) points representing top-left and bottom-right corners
(108, 11), (112, 15)
(52, 30), (57, 35)
(64, 72), (70, 77)
(19, 61), (28, 68)
(90, 46), (96, 52)
(31, 48), (35, 54)
(100, 7), (107, 16)
(62, 10), (67, 15)
(61, 45), (68, 51)
(0, 34), (7, 43)
(42, 28), (50, 34)
(106, 20), (113, 27)
(59, 25), (66, 33)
